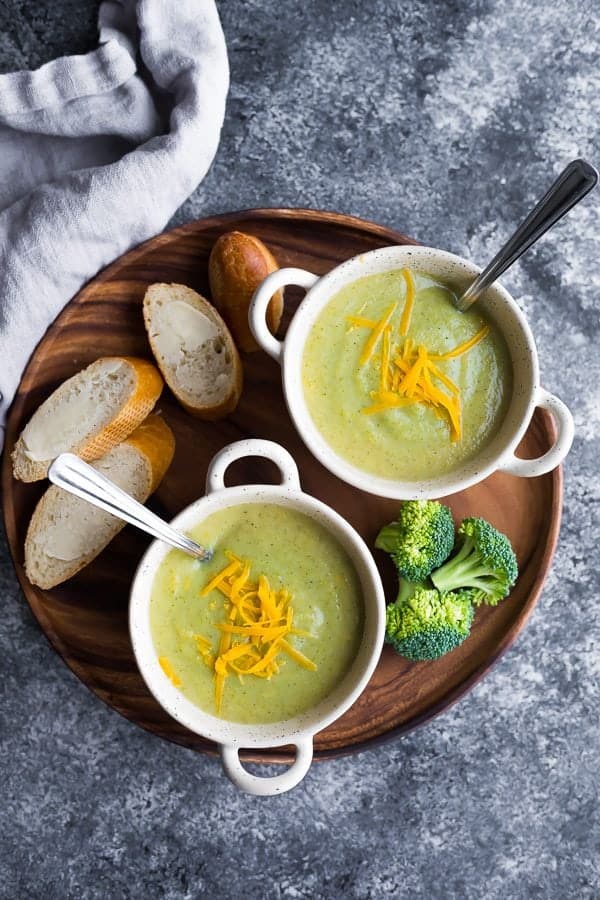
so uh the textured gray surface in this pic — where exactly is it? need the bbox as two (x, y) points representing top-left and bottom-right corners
(1, 1), (599, 897)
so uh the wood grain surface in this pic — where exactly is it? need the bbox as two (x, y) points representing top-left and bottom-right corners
(1, 209), (562, 763)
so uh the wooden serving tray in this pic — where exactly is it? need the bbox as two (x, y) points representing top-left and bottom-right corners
(1, 209), (562, 763)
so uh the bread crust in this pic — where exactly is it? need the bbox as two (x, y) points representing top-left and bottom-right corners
(12, 356), (163, 482)
(24, 414), (175, 589)
(143, 283), (243, 420)
(81, 358), (164, 461)
(123, 412), (175, 492)
(208, 231), (283, 353)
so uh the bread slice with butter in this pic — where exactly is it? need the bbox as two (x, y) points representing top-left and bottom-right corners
(24, 415), (175, 590)
(143, 283), (242, 419)
(12, 356), (163, 483)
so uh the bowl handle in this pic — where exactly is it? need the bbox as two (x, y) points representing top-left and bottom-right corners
(206, 438), (301, 494)
(249, 267), (319, 362)
(221, 737), (314, 796)
(498, 388), (574, 477)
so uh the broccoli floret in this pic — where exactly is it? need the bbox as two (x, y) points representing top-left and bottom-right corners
(375, 500), (455, 582)
(385, 582), (474, 660)
(395, 578), (422, 605)
(431, 517), (518, 606)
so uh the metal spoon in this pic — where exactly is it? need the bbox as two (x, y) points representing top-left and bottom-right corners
(48, 453), (212, 561)
(456, 158), (598, 312)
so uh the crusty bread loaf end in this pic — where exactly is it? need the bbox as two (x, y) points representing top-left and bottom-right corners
(208, 231), (283, 353)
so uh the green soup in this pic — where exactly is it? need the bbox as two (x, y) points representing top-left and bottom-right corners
(150, 503), (364, 724)
(302, 269), (512, 481)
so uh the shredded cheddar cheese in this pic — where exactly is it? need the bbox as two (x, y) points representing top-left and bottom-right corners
(159, 656), (181, 687)
(358, 303), (397, 366)
(349, 280), (491, 443)
(364, 340), (464, 440)
(399, 268), (416, 336)
(380, 326), (391, 391)
(346, 315), (378, 329)
(193, 634), (214, 668)
(432, 325), (490, 360)
(193, 553), (316, 713)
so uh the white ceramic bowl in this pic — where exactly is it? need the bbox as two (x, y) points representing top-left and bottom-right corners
(249, 245), (574, 500)
(129, 439), (385, 796)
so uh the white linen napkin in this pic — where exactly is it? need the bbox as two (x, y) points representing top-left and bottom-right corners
(0, 0), (229, 445)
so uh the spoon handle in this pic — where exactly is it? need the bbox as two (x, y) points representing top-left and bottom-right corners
(48, 453), (212, 561)
(456, 158), (598, 311)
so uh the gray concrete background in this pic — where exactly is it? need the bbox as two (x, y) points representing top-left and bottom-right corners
(1, 1), (599, 897)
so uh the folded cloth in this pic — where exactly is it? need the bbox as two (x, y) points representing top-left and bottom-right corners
(0, 0), (229, 445)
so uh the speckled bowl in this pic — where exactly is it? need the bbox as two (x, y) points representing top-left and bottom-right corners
(249, 245), (574, 500)
(129, 439), (385, 796)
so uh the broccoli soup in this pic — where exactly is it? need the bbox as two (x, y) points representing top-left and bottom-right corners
(150, 503), (364, 724)
(302, 268), (512, 481)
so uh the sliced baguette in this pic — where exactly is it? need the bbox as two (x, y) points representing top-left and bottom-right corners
(143, 283), (243, 420)
(24, 415), (175, 590)
(208, 231), (283, 352)
(12, 356), (163, 482)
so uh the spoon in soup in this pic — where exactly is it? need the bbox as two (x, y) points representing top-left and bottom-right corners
(48, 453), (213, 561)
(456, 158), (598, 312)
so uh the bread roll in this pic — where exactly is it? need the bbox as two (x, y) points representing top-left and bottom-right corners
(208, 231), (283, 352)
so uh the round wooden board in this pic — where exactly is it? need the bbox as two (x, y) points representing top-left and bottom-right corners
(1, 209), (561, 764)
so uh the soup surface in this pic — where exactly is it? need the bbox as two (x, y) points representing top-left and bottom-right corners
(150, 503), (364, 724)
(302, 269), (512, 481)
